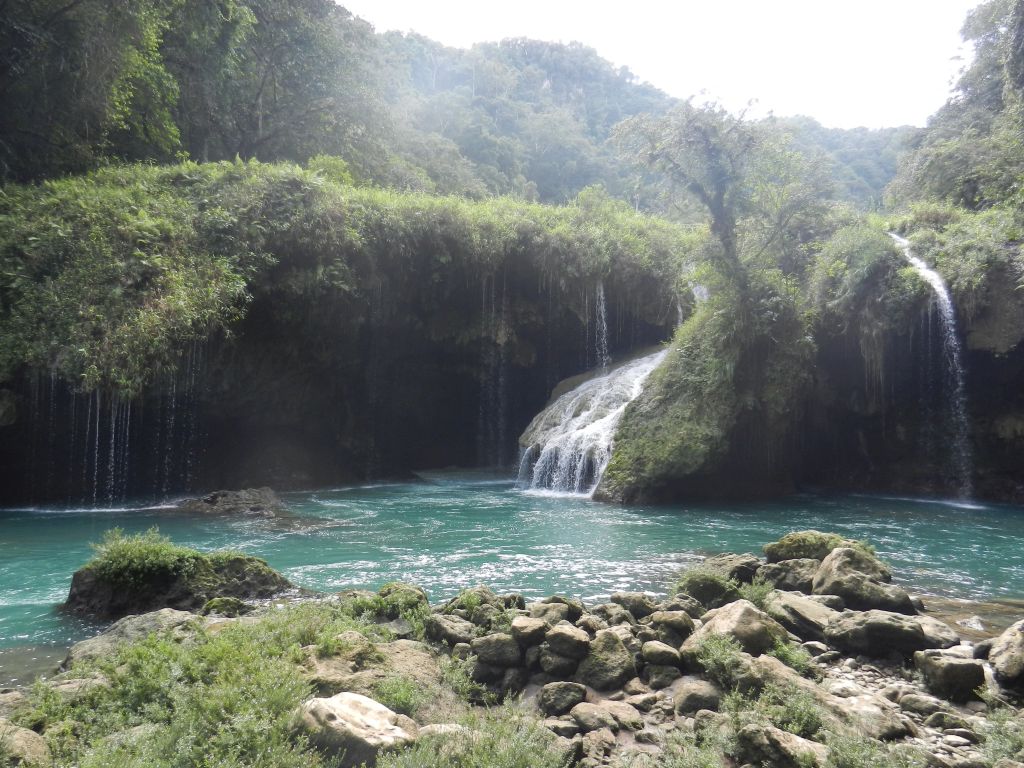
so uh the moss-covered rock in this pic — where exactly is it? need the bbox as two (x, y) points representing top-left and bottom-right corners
(764, 531), (849, 563)
(63, 528), (292, 619)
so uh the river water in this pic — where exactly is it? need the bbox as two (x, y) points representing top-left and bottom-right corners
(2, 471), (1023, 681)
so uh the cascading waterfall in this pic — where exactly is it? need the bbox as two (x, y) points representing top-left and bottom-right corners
(891, 234), (973, 497)
(517, 349), (667, 495)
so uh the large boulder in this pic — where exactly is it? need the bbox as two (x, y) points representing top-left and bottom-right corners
(989, 619), (1024, 691)
(0, 719), (51, 767)
(545, 622), (591, 659)
(812, 547), (914, 614)
(758, 559), (820, 593)
(470, 633), (521, 667)
(63, 608), (198, 667)
(376, 583), (429, 619)
(735, 723), (827, 768)
(610, 592), (657, 619)
(575, 629), (636, 691)
(295, 692), (418, 767)
(175, 487), (289, 518)
(537, 682), (587, 716)
(914, 648), (985, 702)
(766, 590), (841, 643)
(424, 613), (476, 646)
(704, 553), (762, 583)
(764, 530), (851, 562)
(64, 550), (292, 620)
(674, 568), (740, 609)
(824, 610), (959, 658)
(681, 599), (789, 658)
(511, 616), (548, 646)
(674, 679), (723, 714)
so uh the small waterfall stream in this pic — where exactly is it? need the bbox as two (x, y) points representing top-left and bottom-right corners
(517, 349), (667, 496)
(890, 234), (973, 497)
(595, 280), (610, 370)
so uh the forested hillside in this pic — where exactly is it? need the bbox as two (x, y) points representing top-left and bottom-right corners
(0, 0), (1022, 505)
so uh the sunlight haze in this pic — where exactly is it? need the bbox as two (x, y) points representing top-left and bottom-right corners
(340, 0), (982, 128)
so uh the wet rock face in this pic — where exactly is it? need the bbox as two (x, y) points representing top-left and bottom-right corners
(174, 487), (288, 517)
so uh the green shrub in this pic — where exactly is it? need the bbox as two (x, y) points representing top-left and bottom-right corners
(766, 639), (819, 679)
(615, 730), (725, 767)
(439, 655), (496, 705)
(694, 633), (746, 689)
(85, 528), (204, 587)
(723, 683), (826, 740)
(980, 705), (1024, 764)
(372, 675), (427, 717)
(376, 705), (571, 768)
(737, 575), (774, 610)
(15, 604), (356, 768)
(823, 732), (928, 768)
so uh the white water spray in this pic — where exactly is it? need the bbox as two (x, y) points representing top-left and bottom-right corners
(517, 349), (667, 496)
(890, 234), (973, 498)
(595, 281), (610, 370)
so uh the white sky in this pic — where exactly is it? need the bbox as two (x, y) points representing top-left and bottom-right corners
(340, 0), (983, 129)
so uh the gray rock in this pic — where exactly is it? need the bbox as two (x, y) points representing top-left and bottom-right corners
(538, 681), (587, 716)
(470, 633), (521, 667)
(611, 592), (658, 619)
(540, 646), (579, 677)
(511, 615), (548, 646)
(648, 610), (695, 643)
(735, 723), (827, 768)
(641, 640), (681, 667)
(704, 553), (762, 583)
(766, 589), (840, 643)
(424, 613), (476, 646)
(64, 608), (198, 667)
(989, 619), (1024, 691)
(576, 615), (608, 634)
(580, 727), (616, 762)
(658, 594), (705, 618)
(175, 487), (288, 517)
(296, 692), (418, 767)
(543, 717), (580, 738)
(575, 629), (636, 691)
(571, 702), (618, 732)
(824, 610), (959, 658)
(528, 602), (571, 625)
(645, 664), (682, 689)
(592, 603), (636, 626)
(674, 679), (723, 714)
(681, 599), (790, 659)
(812, 547), (915, 614)
(915, 649), (985, 703)
(545, 622), (591, 660)
(758, 558), (820, 593)
(542, 596), (585, 621)
(0, 717), (51, 767)
(899, 693), (951, 717)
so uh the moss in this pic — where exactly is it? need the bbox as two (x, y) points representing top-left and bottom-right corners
(200, 597), (251, 617)
(0, 160), (690, 397)
(763, 531), (875, 563)
(674, 566), (741, 609)
(66, 528), (291, 618)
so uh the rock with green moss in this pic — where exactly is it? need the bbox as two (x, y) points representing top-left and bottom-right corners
(201, 597), (252, 617)
(377, 582), (429, 619)
(674, 567), (740, 609)
(763, 531), (849, 562)
(574, 629), (636, 691)
(63, 529), (292, 619)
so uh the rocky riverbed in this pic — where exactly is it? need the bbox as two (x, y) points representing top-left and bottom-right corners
(2, 530), (1024, 767)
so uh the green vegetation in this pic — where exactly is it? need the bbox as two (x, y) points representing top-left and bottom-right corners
(737, 576), (775, 611)
(723, 683), (826, 741)
(439, 655), (498, 705)
(823, 732), (928, 768)
(979, 704), (1024, 764)
(13, 601), (389, 768)
(372, 675), (428, 717)
(0, 161), (688, 396)
(376, 705), (570, 768)
(694, 633), (747, 689)
(85, 528), (207, 588)
(765, 639), (819, 680)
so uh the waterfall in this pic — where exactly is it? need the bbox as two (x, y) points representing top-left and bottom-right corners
(517, 349), (667, 496)
(595, 281), (610, 370)
(891, 234), (973, 498)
